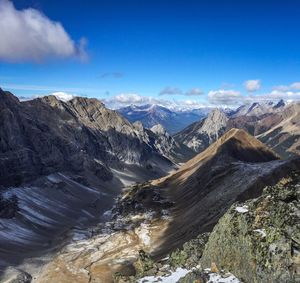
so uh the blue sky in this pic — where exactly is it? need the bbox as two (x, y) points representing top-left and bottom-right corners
(1, 0), (300, 108)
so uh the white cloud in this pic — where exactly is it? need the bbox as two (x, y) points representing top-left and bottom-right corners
(244, 80), (261, 92)
(185, 88), (204, 96)
(113, 93), (147, 104)
(208, 89), (242, 105)
(159, 86), (183, 96)
(273, 82), (300, 92)
(0, 0), (87, 62)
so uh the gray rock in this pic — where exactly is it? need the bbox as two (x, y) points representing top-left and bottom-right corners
(174, 108), (228, 153)
(201, 172), (300, 283)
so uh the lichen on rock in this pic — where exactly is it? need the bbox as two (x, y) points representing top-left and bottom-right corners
(201, 171), (300, 283)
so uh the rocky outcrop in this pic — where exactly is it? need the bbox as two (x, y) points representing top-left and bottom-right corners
(174, 108), (228, 153)
(201, 171), (300, 283)
(148, 124), (195, 163)
(0, 89), (174, 187)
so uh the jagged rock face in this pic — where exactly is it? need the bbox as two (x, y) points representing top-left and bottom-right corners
(150, 124), (167, 136)
(200, 108), (229, 139)
(149, 124), (175, 159)
(174, 108), (228, 153)
(201, 172), (300, 283)
(148, 124), (195, 163)
(0, 89), (173, 187)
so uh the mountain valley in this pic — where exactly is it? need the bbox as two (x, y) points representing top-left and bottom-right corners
(1, 90), (300, 283)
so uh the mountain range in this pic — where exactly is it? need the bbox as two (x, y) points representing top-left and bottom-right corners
(174, 100), (300, 159)
(1, 88), (300, 283)
(117, 104), (209, 134)
(0, 88), (181, 269)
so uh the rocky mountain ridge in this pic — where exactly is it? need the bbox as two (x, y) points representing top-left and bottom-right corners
(0, 89), (175, 188)
(231, 100), (285, 117)
(174, 100), (300, 159)
(0, 88), (177, 271)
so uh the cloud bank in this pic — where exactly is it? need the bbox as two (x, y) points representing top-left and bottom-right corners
(273, 82), (300, 92)
(208, 89), (242, 105)
(102, 93), (207, 110)
(0, 0), (87, 62)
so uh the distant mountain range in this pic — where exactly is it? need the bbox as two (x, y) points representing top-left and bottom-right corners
(117, 104), (210, 134)
(230, 99), (286, 117)
(174, 99), (300, 159)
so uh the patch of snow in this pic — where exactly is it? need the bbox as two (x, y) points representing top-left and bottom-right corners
(52, 92), (75, 102)
(71, 230), (90, 241)
(94, 158), (105, 165)
(102, 209), (113, 220)
(111, 168), (137, 186)
(203, 268), (241, 283)
(135, 223), (151, 246)
(1, 189), (15, 200)
(254, 229), (266, 238)
(235, 205), (249, 213)
(208, 272), (241, 283)
(47, 174), (61, 183)
(137, 267), (191, 283)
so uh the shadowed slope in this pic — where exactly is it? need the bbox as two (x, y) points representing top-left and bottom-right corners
(152, 129), (300, 257)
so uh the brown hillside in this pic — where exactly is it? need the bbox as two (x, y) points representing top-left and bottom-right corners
(151, 129), (299, 257)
